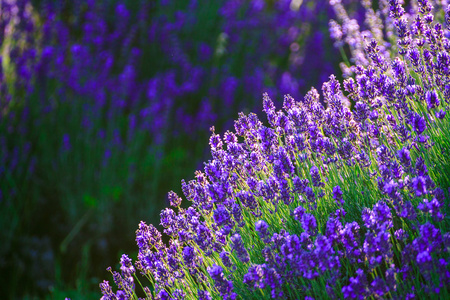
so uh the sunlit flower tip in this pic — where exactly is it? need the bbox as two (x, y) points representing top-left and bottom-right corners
(167, 190), (182, 207)
(119, 254), (135, 277)
(160, 208), (175, 228)
(100, 280), (114, 298)
(262, 92), (275, 113)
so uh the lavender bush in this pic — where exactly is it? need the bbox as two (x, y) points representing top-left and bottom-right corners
(1, 0), (343, 297)
(102, 0), (450, 299)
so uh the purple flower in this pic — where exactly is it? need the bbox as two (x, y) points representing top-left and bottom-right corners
(255, 220), (270, 242)
(304, 186), (316, 203)
(208, 264), (223, 279)
(230, 233), (250, 263)
(364, 229), (392, 269)
(371, 278), (389, 298)
(293, 206), (306, 222)
(237, 190), (259, 211)
(243, 264), (264, 289)
(310, 166), (324, 187)
(263, 267), (284, 298)
(301, 213), (317, 236)
(383, 179), (399, 198)
(209, 129), (223, 152)
(167, 190), (182, 207)
(329, 20), (343, 45)
(395, 229), (409, 241)
(61, 133), (71, 152)
(257, 177), (278, 203)
(413, 223), (443, 257)
(417, 197), (444, 221)
(425, 90), (440, 110)
(397, 147), (411, 168)
(446, 4), (450, 29)
(408, 48), (421, 66)
(136, 221), (162, 250)
(160, 208), (176, 229)
(182, 246), (195, 266)
(415, 156), (429, 176)
(197, 290), (212, 300)
(340, 222), (362, 263)
(231, 203), (244, 227)
(172, 289), (185, 299)
(100, 280), (114, 299)
(207, 264), (237, 300)
(326, 217), (342, 246)
(292, 176), (309, 194)
(262, 92), (276, 114)
(220, 251), (234, 269)
(341, 269), (369, 299)
(278, 178), (293, 205)
(99, 3), (450, 297)
(435, 109), (446, 119)
(392, 58), (406, 84)
(376, 145), (392, 164)
(275, 146), (295, 176)
(288, 107), (309, 130)
(354, 101), (369, 123)
(195, 223), (214, 254)
(412, 113), (426, 134)
(119, 254), (135, 277)
(364, 201), (393, 230)
(369, 109), (378, 121)
(416, 250), (432, 266)
(332, 185), (344, 206)
(213, 205), (232, 227)
(412, 176), (427, 197)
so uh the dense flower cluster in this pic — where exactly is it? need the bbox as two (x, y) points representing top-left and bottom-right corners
(99, 0), (450, 299)
(1, 0), (343, 295)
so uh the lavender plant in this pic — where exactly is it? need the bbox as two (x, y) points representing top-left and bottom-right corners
(102, 1), (450, 299)
(1, 0), (343, 297)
